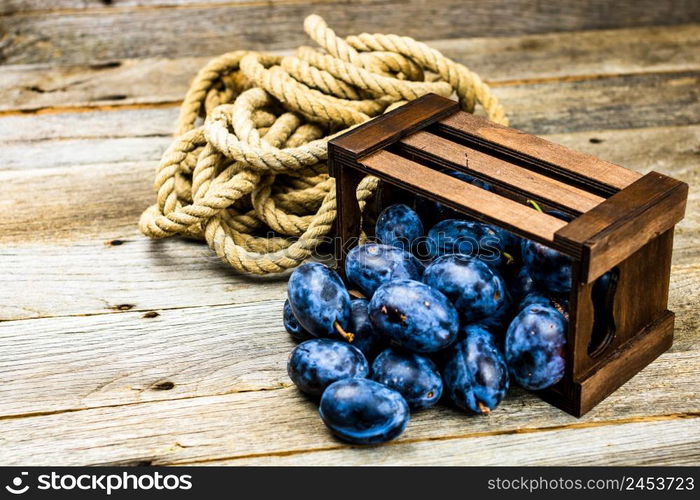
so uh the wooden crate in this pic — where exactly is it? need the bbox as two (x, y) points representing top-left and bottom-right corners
(328, 93), (689, 417)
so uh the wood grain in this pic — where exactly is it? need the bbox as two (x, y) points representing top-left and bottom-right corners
(439, 111), (642, 192)
(399, 131), (605, 213)
(2, 25), (699, 113)
(0, 239), (289, 321)
(3, 71), (699, 173)
(0, 107), (177, 141)
(557, 173), (688, 281)
(0, 284), (697, 417)
(0, 351), (697, 465)
(493, 71), (700, 135)
(0, 23), (698, 465)
(0, 0), (261, 16)
(0, 161), (155, 244)
(0, 125), (697, 321)
(359, 150), (570, 244)
(0, 137), (172, 170)
(0, 300), (292, 417)
(2, 2), (699, 65)
(226, 417), (700, 466)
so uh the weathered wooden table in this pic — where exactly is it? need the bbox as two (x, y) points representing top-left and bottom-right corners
(1, 2), (698, 466)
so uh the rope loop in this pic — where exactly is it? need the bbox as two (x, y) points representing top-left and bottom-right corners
(139, 15), (507, 274)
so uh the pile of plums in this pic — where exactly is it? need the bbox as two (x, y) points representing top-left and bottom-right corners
(283, 188), (595, 445)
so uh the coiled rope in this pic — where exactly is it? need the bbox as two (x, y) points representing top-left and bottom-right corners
(139, 15), (508, 274)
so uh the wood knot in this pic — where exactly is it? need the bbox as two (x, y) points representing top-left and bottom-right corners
(112, 304), (135, 311)
(152, 381), (175, 391)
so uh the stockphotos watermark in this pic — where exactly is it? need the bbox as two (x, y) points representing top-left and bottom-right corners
(269, 232), (507, 263)
(4, 470), (192, 496)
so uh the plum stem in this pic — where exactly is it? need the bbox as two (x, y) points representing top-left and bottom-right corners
(527, 199), (543, 213)
(502, 252), (514, 265)
(477, 400), (491, 415)
(334, 321), (355, 342)
(550, 297), (570, 321)
(348, 289), (367, 300)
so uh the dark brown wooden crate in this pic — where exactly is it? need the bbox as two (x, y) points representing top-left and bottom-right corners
(328, 93), (689, 416)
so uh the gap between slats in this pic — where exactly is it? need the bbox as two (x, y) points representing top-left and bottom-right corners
(437, 112), (643, 193)
(359, 150), (572, 249)
(398, 131), (605, 214)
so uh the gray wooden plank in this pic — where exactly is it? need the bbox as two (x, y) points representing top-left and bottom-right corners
(0, 300), (291, 417)
(0, 350), (697, 465)
(0, 107), (177, 141)
(0, 125), (697, 320)
(1, 71), (699, 172)
(0, 137), (172, 169)
(0, 161), (155, 244)
(2, 1), (699, 65)
(0, 239), (289, 321)
(0, 0), (256, 16)
(0, 58), (204, 112)
(492, 71), (700, 135)
(226, 417), (700, 466)
(0, 277), (697, 415)
(2, 25), (699, 112)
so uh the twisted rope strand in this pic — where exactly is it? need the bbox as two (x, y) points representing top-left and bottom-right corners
(139, 14), (507, 275)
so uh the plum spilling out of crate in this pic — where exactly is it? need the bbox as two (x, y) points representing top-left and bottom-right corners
(328, 94), (688, 416)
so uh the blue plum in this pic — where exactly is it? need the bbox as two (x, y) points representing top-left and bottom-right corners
(287, 339), (369, 396)
(283, 299), (309, 341)
(423, 254), (509, 324)
(509, 266), (539, 305)
(345, 243), (424, 297)
(287, 262), (352, 341)
(443, 325), (509, 414)
(505, 303), (568, 390)
(520, 292), (569, 317)
(493, 226), (523, 258)
(520, 209), (573, 294)
(369, 279), (459, 353)
(375, 204), (424, 253)
(320, 378), (410, 444)
(371, 348), (443, 409)
(449, 170), (491, 190)
(426, 219), (506, 267)
(348, 299), (387, 360)
(521, 239), (572, 294)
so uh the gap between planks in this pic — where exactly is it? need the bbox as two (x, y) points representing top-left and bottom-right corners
(0, 125), (697, 322)
(0, 0), (340, 19)
(1, 2), (699, 65)
(2, 24), (699, 114)
(0, 68), (696, 117)
(1, 362), (698, 466)
(0, 100), (182, 118)
(176, 412), (700, 466)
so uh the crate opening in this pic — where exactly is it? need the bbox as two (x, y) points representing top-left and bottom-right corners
(386, 141), (580, 221)
(365, 178), (575, 305)
(588, 266), (620, 357)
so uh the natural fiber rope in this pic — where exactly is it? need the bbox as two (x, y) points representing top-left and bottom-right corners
(139, 15), (508, 274)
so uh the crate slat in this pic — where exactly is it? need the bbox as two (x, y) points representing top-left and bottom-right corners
(437, 112), (643, 193)
(329, 93), (459, 164)
(398, 131), (605, 214)
(359, 150), (570, 246)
